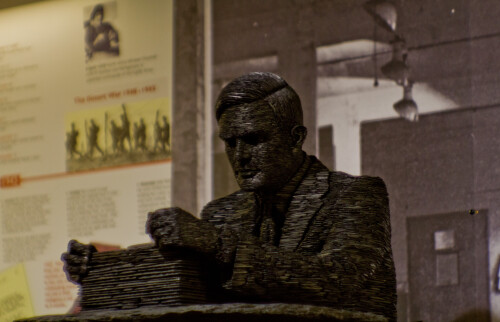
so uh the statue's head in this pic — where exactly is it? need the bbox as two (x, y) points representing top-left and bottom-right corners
(90, 4), (104, 26)
(215, 72), (307, 193)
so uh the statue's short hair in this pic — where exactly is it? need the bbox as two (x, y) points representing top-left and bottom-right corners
(91, 4), (104, 20)
(215, 72), (303, 133)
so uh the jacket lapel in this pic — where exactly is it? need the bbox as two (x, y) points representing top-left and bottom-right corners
(280, 158), (330, 251)
(225, 191), (257, 235)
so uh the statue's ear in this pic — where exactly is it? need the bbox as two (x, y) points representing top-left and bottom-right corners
(291, 125), (307, 148)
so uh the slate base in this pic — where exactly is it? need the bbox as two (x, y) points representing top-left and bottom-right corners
(17, 303), (387, 321)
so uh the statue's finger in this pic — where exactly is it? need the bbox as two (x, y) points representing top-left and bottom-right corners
(67, 240), (96, 256)
(64, 264), (86, 276)
(147, 216), (171, 234)
(66, 254), (89, 265)
(69, 273), (81, 283)
(68, 239), (88, 255)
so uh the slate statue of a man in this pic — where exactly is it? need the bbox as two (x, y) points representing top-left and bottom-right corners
(63, 72), (396, 321)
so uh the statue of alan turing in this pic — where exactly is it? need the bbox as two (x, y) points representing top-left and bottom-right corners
(63, 72), (396, 321)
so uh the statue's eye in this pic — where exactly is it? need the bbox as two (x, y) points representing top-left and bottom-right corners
(243, 134), (259, 145)
(225, 138), (236, 148)
(243, 133), (266, 145)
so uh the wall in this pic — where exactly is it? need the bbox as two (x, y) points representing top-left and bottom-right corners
(316, 78), (457, 175)
(362, 106), (500, 321)
(0, 0), (174, 319)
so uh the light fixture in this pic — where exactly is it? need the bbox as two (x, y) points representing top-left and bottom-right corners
(364, 0), (398, 87)
(363, 0), (397, 34)
(393, 83), (419, 122)
(381, 37), (410, 85)
(364, 0), (418, 121)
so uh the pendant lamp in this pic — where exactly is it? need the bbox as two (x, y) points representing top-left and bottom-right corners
(393, 83), (419, 122)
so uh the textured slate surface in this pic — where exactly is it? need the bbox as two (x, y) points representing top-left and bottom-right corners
(17, 303), (387, 322)
(79, 244), (208, 311)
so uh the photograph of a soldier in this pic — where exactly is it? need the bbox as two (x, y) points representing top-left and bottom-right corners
(84, 2), (120, 62)
(63, 72), (396, 320)
(65, 98), (171, 172)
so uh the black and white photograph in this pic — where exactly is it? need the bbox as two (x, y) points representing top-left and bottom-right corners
(65, 98), (171, 172)
(83, 2), (120, 62)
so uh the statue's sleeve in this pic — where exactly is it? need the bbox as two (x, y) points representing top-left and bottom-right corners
(225, 176), (393, 306)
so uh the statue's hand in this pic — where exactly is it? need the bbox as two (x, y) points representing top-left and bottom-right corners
(146, 207), (218, 254)
(61, 240), (97, 284)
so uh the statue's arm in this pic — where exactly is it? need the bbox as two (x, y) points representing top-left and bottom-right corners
(225, 177), (392, 304)
(147, 207), (218, 255)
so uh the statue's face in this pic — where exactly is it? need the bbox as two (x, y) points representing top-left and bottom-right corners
(91, 13), (103, 27)
(219, 103), (301, 193)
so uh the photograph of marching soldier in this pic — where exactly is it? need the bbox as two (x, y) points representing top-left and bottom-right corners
(153, 110), (162, 153)
(153, 111), (171, 153)
(161, 115), (170, 152)
(65, 97), (171, 172)
(65, 122), (83, 160)
(133, 118), (147, 152)
(110, 119), (121, 154)
(119, 105), (132, 152)
(86, 119), (105, 159)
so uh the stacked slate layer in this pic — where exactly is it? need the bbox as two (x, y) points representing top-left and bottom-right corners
(17, 304), (388, 322)
(79, 243), (207, 311)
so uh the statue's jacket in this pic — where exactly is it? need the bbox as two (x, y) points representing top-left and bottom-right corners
(201, 156), (396, 321)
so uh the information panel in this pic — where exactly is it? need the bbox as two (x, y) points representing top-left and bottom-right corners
(0, 0), (173, 318)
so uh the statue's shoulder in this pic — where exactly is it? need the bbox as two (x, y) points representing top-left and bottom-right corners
(325, 169), (389, 218)
(317, 166), (389, 212)
(328, 169), (387, 192)
(294, 156), (384, 202)
(307, 155), (384, 188)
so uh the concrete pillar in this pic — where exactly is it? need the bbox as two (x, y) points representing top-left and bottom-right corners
(172, 0), (206, 215)
(278, 0), (317, 156)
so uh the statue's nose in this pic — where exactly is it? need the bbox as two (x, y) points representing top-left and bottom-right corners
(234, 139), (251, 162)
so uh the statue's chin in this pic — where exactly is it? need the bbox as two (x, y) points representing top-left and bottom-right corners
(237, 180), (258, 192)
(237, 176), (283, 194)
(236, 175), (262, 192)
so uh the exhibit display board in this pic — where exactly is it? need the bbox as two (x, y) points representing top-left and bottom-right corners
(0, 0), (173, 319)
